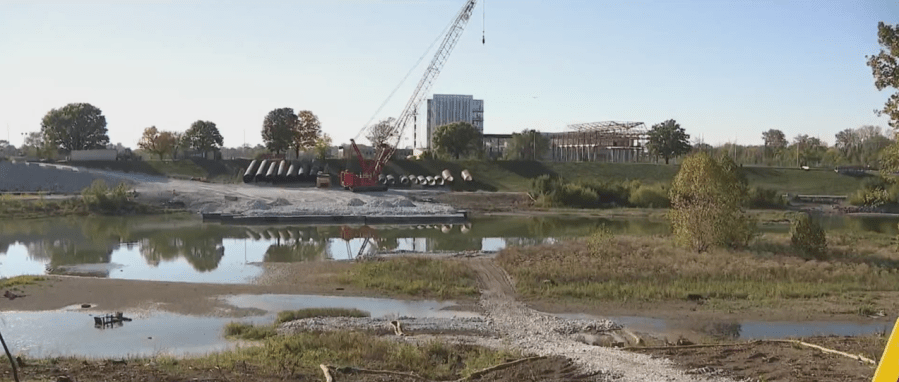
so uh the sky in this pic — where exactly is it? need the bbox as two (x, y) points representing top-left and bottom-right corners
(1, 0), (897, 149)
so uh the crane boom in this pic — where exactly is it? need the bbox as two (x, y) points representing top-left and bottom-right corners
(386, 0), (478, 148)
(342, 0), (479, 191)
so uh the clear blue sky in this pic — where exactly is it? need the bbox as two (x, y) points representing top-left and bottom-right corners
(1, 0), (896, 149)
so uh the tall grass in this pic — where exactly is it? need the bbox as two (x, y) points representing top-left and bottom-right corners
(338, 257), (479, 299)
(202, 331), (519, 380)
(497, 233), (899, 302)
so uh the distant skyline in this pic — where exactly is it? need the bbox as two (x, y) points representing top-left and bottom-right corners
(1, 0), (896, 149)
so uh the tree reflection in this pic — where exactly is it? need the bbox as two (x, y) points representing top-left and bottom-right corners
(264, 239), (328, 262)
(139, 228), (225, 272)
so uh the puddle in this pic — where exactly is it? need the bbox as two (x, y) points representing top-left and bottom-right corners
(560, 313), (895, 340)
(0, 311), (257, 358)
(0, 294), (478, 358)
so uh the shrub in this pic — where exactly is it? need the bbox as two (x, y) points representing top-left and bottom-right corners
(80, 179), (132, 213)
(668, 152), (757, 252)
(579, 181), (629, 206)
(586, 224), (614, 254)
(748, 187), (787, 209)
(529, 174), (561, 199)
(556, 183), (599, 208)
(790, 213), (827, 258)
(628, 184), (670, 208)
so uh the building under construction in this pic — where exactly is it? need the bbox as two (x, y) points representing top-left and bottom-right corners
(545, 121), (648, 162)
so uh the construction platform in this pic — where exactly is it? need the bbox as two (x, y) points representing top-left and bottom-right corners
(200, 212), (469, 225)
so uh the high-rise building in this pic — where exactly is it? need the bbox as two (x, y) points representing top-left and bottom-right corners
(425, 94), (483, 150)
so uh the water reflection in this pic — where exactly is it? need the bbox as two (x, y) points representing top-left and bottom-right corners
(2, 214), (899, 283)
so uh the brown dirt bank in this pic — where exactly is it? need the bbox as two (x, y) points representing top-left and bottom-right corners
(0, 355), (596, 382)
(628, 335), (884, 382)
(0, 262), (396, 317)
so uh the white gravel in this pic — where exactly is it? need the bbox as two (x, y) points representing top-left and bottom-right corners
(477, 289), (738, 382)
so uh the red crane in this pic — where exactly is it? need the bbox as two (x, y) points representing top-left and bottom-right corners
(341, 0), (480, 192)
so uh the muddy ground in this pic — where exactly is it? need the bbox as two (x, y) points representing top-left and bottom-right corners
(631, 335), (884, 382)
(2, 355), (599, 382)
(1, 257), (892, 381)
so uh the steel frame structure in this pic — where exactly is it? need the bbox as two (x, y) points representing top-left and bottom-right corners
(548, 121), (649, 162)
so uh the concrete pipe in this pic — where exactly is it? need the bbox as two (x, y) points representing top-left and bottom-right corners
(441, 225), (451, 234)
(243, 160), (258, 183)
(277, 160), (289, 181)
(460, 225), (471, 234)
(266, 161), (280, 182)
(400, 175), (410, 185)
(461, 169), (472, 182)
(254, 159), (269, 182)
(386, 174), (395, 185)
(379, 174), (388, 185)
(287, 162), (299, 182)
(441, 169), (454, 183)
(435, 175), (445, 186)
(417, 175), (427, 185)
(426, 176), (435, 186)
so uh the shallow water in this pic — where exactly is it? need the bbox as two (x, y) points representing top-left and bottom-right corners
(1, 214), (896, 283)
(0, 294), (479, 358)
(560, 313), (895, 340)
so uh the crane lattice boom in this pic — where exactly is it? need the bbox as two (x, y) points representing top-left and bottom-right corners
(342, 0), (479, 191)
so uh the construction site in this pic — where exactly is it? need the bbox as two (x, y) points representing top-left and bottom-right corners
(1, 1), (894, 382)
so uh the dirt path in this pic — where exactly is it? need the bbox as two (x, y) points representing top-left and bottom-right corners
(470, 259), (516, 298)
(468, 259), (735, 382)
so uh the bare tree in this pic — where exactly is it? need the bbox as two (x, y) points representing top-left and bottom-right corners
(366, 117), (395, 147)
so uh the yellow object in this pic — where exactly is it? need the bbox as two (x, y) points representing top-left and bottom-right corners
(873, 318), (899, 381)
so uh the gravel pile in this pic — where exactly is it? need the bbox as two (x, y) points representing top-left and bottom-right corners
(0, 162), (135, 193)
(278, 316), (495, 335)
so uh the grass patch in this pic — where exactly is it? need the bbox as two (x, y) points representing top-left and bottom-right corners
(0, 275), (45, 289)
(339, 257), (479, 300)
(223, 322), (277, 341)
(200, 331), (519, 380)
(497, 233), (899, 303)
(0, 181), (173, 219)
(276, 308), (370, 324)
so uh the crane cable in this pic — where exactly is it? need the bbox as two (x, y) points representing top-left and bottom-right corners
(353, 15), (457, 143)
(482, 0), (485, 44)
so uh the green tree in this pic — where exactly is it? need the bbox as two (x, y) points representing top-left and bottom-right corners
(761, 129), (787, 159)
(294, 110), (322, 157)
(40, 103), (109, 151)
(647, 119), (691, 164)
(505, 129), (549, 160)
(183, 120), (224, 158)
(366, 117), (395, 148)
(314, 133), (332, 161)
(668, 152), (756, 252)
(431, 122), (482, 160)
(262, 108), (297, 155)
(867, 22), (899, 129)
